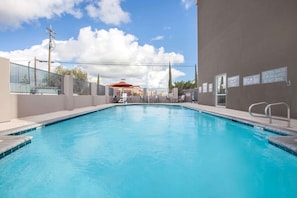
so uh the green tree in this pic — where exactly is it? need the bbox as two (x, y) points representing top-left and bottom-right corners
(42, 73), (62, 88)
(71, 67), (88, 81)
(195, 64), (198, 88)
(55, 66), (88, 81)
(55, 65), (71, 76)
(173, 80), (196, 95)
(168, 62), (173, 93)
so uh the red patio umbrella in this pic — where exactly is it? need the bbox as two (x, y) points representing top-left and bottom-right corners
(110, 80), (133, 103)
(110, 81), (133, 88)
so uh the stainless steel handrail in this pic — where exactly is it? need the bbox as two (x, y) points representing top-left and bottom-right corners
(249, 102), (291, 127)
(248, 102), (269, 118)
(264, 102), (290, 127)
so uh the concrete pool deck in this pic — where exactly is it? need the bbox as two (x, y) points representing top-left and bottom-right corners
(0, 103), (297, 159)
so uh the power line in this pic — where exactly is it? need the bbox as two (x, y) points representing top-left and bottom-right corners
(10, 59), (196, 68)
(53, 60), (196, 68)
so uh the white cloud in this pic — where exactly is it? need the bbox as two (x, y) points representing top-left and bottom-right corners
(151, 35), (164, 41)
(0, 0), (83, 30)
(0, 0), (130, 30)
(147, 68), (185, 89)
(181, 0), (196, 10)
(85, 0), (130, 25)
(0, 26), (185, 88)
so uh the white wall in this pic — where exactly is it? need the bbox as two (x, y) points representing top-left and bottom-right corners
(10, 95), (65, 118)
(0, 57), (113, 120)
(0, 58), (10, 122)
(73, 95), (92, 109)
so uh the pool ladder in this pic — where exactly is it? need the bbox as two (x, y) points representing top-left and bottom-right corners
(248, 102), (291, 127)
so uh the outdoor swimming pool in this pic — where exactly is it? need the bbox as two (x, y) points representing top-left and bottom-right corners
(0, 105), (297, 197)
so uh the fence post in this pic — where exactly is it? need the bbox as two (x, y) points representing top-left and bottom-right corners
(172, 88), (178, 102)
(64, 75), (74, 110)
(0, 57), (11, 122)
(143, 88), (148, 103)
(105, 86), (109, 104)
(91, 83), (97, 106)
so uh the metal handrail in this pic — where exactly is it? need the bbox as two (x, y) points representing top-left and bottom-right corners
(264, 102), (290, 127)
(248, 102), (269, 118)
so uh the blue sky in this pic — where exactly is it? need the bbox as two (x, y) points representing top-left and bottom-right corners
(0, 0), (197, 88)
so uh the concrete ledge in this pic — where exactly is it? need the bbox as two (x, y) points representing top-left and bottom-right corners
(267, 136), (297, 156)
(0, 104), (115, 136)
(180, 103), (297, 136)
(0, 136), (32, 159)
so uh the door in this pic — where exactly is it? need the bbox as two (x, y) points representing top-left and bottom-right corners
(215, 74), (227, 107)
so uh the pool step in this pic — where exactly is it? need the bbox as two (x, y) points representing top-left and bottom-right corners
(267, 136), (297, 157)
(0, 136), (32, 160)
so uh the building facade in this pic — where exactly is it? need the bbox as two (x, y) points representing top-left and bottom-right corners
(197, 0), (297, 118)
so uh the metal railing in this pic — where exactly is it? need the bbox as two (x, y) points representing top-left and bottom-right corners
(10, 62), (64, 94)
(265, 102), (290, 127)
(97, 84), (106, 95)
(248, 102), (290, 127)
(73, 78), (91, 95)
(248, 102), (269, 118)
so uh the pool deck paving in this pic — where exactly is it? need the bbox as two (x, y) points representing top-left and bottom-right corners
(0, 103), (297, 159)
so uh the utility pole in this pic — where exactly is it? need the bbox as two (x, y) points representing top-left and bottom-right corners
(46, 25), (56, 74)
(27, 61), (31, 85)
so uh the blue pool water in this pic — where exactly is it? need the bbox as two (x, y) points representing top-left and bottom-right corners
(1, 105), (297, 197)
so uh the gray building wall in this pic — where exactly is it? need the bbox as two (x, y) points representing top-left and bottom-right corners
(197, 0), (297, 117)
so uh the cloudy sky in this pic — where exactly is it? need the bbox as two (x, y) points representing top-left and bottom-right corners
(0, 0), (197, 88)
